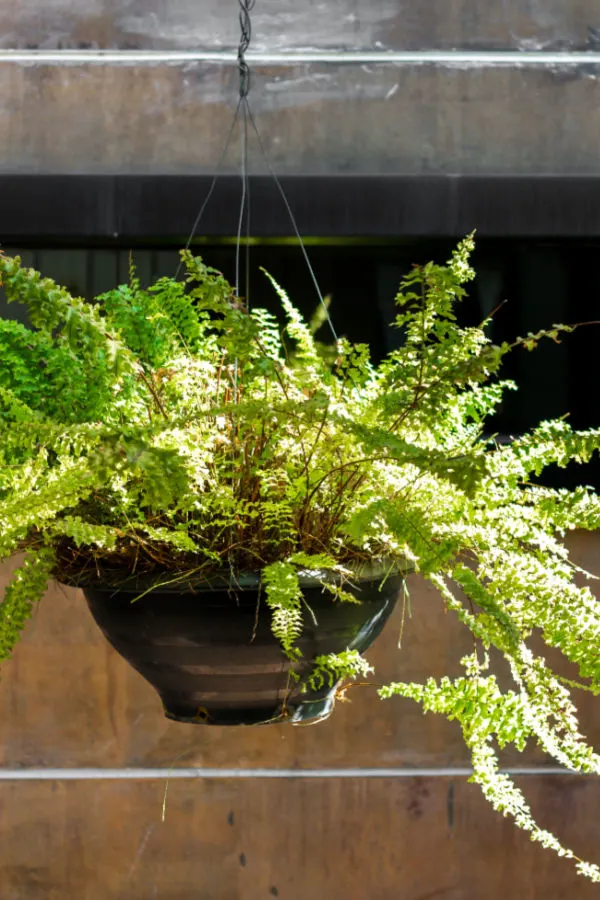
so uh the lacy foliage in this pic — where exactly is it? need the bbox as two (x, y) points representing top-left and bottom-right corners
(2, 238), (600, 878)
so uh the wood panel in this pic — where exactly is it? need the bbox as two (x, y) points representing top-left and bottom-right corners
(1, 775), (599, 899)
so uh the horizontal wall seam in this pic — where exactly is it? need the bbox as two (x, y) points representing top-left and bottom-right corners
(0, 49), (600, 66)
(0, 767), (587, 780)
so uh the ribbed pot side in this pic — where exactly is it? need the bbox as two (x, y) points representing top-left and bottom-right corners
(83, 571), (404, 726)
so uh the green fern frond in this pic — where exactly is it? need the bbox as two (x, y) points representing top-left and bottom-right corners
(307, 649), (373, 691)
(51, 517), (120, 550)
(0, 253), (136, 380)
(0, 548), (55, 662)
(149, 277), (204, 351)
(262, 560), (304, 658)
(262, 269), (325, 371)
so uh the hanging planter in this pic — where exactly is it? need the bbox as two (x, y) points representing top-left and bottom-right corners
(4, 238), (600, 880)
(84, 565), (404, 725)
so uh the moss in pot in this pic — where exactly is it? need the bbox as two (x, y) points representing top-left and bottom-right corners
(2, 236), (600, 879)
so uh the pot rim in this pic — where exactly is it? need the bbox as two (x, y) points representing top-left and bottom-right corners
(78, 556), (412, 595)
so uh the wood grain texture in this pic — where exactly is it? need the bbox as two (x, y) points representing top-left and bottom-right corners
(1, 776), (599, 899)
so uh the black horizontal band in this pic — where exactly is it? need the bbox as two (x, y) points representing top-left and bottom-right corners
(1, 174), (600, 241)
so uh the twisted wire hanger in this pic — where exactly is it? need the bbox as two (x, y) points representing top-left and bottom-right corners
(237, 0), (256, 101)
(180, 0), (338, 342)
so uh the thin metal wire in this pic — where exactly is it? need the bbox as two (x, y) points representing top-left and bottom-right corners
(175, 97), (242, 279)
(235, 2), (254, 305)
(237, 0), (256, 100)
(244, 133), (251, 305)
(235, 100), (249, 299)
(178, 0), (336, 344)
(245, 101), (338, 342)
(175, 2), (255, 282)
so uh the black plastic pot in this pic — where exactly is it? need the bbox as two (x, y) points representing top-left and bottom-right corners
(83, 566), (404, 726)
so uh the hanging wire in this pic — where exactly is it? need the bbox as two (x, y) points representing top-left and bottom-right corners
(244, 130), (251, 304)
(235, 0), (337, 339)
(235, 0), (254, 304)
(229, 0), (256, 582)
(178, 0), (337, 343)
(175, 97), (242, 280)
(235, 103), (251, 303)
(244, 102), (338, 341)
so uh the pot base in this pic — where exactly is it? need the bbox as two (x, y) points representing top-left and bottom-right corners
(161, 693), (336, 726)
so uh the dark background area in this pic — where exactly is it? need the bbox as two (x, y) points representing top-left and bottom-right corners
(2, 237), (599, 481)
(2, 174), (599, 487)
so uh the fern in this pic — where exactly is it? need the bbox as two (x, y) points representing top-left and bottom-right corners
(2, 242), (600, 880)
(100, 283), (172, 369)
(0, 548), (55, 662)
(0, 319), (100, 422)
(150, 277), (204, 351)
(51, 517), (119, 550)
(379, 656), (600, 882)
(262, 561), (304, 659)
(262, 270), (328, 375)
(0, 253), (136, 380)
(307, 649), (373, 691)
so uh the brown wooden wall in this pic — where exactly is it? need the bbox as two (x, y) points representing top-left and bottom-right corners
(2, 533), (600, 898)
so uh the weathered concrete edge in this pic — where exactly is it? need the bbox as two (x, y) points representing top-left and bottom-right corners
(1, 49), (600, 66)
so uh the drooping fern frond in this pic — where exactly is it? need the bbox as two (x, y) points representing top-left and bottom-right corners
(0, 548), (56, 662)
(262, 561), (304, 659)
(379, 660), (600, 883)
(2, 241), (600, 880)
(0, 319), (98, 422)
(0, 253), (136, 381)
(307, 649), (373, 691)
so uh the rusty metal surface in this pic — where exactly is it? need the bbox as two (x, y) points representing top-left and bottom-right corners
(2, 776), (600, 899)
(0, 0), (599, 52)
(0, 61), (599, 175)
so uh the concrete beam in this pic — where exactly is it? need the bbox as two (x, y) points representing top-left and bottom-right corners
(0, 61), (598, 175)
(0, 0), (599, 52)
